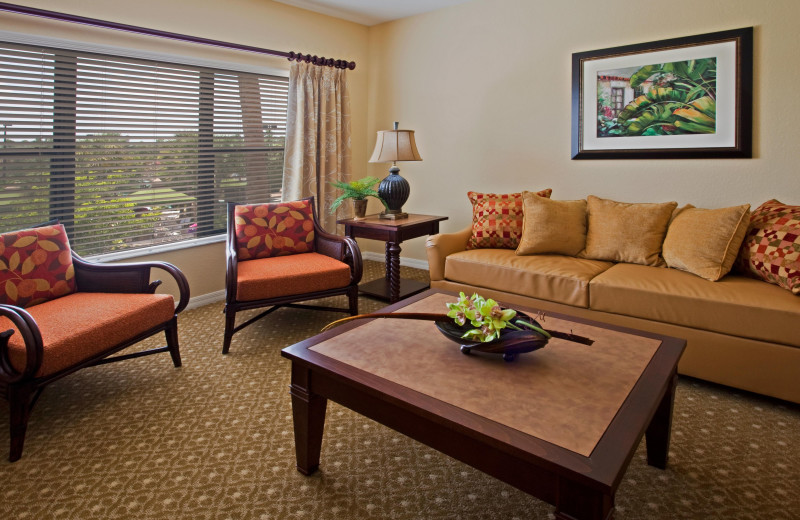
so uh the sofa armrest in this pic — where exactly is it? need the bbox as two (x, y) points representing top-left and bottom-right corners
(426, 226), (472, 281)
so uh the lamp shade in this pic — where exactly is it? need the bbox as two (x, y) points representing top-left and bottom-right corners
(369, 128), (422, 163)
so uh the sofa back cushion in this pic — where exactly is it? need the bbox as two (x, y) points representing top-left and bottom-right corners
(0, 223), (77, 308)
(662, 204), (750, 281)
(582, 195), (677, 266)
(737, 199), (800, 294)
(466, 189), (552, 250)
(516, 193), (587, 256)
(234, 200), (316, 260)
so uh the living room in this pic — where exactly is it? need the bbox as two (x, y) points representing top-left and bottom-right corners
(1, 0), (798, 519)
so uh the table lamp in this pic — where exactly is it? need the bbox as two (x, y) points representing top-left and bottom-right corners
(369, 121), (422, 219)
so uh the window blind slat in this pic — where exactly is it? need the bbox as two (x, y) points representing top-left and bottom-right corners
(1, 40), (288, 256)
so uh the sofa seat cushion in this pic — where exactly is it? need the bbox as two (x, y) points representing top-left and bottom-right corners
(236, 252), (351, 302)
(590, 263), (800, 347)
(444, 249), (613, 308)
(2, 292), (176, 378)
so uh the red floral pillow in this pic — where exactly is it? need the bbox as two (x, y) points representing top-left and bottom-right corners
(234, 200), (316, 260)
(466, 189), (552, 249)
(737, 199), (800, 294)
(0, 224), (77, 308)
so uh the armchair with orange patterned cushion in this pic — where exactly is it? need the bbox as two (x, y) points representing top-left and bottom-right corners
(223, 197), (362, 354)
(0, 222), (189, 462)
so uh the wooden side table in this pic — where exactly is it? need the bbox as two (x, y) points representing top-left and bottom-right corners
(337, 213), (448, 303)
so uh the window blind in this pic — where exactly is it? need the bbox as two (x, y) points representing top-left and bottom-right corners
(0, 40), (288, 257)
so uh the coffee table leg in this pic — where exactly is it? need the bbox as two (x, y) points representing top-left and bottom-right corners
(385, 241), (402, 303)
(289, 364), (327, 475)
(645, 370), (677, 469)
(555, 478), (614, 520)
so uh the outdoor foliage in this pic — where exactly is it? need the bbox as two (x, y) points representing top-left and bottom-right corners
(598, 58), (717, 137)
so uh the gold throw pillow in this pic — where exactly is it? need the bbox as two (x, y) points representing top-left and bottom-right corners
(583, 195), (677, 266)
(662, 204), (751, 281)
(516, 193), (587, 256)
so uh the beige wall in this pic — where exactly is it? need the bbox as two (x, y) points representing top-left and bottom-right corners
(0, 0), (369, 300)
(365, 0), (800, 262)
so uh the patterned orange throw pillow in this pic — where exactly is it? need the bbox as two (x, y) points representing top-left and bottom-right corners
(234, 200), (316, 260)
(738, 199), (800, 294)
(0, 223), (77, 308)
(466, 189), (552, 249)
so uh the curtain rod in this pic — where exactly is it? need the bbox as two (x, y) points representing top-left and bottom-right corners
(0, 1), (356, 70)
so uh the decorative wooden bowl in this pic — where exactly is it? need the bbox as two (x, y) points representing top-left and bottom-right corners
(434, 311), (549, 362)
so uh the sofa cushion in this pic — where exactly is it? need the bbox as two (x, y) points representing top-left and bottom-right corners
(466, 189), (552, 250)
(234, 200), (316, 260)
(1, 292), (175, 378)
(662, 204), (751, 281)
(517, 194), (587, 256)
(236, 252), (351, 302)
(737, 199), (800, 295)
(444, 249), (613, 308)
(0, 223), (77, 308)
(582, 195), (677, 266)
(589, 263), (800, 347)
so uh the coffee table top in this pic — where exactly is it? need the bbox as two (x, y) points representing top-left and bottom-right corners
(282, 289), (685, 488)
(307, 291), (660, 457)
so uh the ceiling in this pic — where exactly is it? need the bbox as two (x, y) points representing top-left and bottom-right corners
(272, 0), (473, 26)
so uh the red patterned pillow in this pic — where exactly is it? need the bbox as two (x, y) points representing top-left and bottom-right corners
(0, 224), (77, 308)
(737, 199), (800, 294)
(234, 200), (316, 260)
(466, 189), (552, 249)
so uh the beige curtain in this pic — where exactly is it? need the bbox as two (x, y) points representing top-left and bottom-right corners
(282, 61), (352, 232)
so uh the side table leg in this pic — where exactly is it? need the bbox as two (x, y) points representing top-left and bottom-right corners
(646, 370), (677, 469)
(289, 364), (327, 475)
(385, 241), (402, 303)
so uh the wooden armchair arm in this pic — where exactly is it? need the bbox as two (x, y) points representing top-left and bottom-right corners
(315, 225), (363, 285)
(72, 255), (191, 314)
(0, 304), (43, 383)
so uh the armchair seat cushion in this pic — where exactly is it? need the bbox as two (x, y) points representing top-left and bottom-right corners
(2, 292), (176, 378)
(236, 252), (351, 302)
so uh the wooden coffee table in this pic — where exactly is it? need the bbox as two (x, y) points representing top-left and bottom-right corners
(281, 290), (685, 520)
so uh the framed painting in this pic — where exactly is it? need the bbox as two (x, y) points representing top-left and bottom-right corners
(571, 27), (753, 159)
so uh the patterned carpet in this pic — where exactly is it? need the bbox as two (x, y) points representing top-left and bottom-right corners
(1, 260), (799, 519)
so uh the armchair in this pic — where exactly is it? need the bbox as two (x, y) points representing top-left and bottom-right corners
(223, 197), (362, 353)
(0, 222), (189, 461)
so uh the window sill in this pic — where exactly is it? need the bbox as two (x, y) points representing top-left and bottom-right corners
(87, 235), (226, 263)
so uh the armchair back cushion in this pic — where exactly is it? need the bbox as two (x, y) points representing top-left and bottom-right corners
(234, 200), (316, 260)
(0, 224), (76, 308)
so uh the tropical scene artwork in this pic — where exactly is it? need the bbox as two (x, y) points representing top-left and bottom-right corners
(596, 58), (717, 138)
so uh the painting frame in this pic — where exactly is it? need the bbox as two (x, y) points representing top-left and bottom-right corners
(571, 27), (753, 159)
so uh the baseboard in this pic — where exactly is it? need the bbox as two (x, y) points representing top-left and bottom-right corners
(362, 251), (429, 270)
(186, 289), (225, 310)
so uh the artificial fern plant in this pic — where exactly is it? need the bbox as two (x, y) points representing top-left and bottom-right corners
(329, 176), (389, 213)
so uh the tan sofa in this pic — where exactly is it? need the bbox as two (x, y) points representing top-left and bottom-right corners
(427, 225), (800, 404)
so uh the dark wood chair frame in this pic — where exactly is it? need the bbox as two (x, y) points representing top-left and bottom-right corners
(0, 223), (190, 462)
(223, 197), (362, 354)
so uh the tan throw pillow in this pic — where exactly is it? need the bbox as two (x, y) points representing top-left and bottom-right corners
(583, 195), (677, 266)
(662, 204), (751, 281)
(466, 189), (552, 249)
(516, 193), (587, 256)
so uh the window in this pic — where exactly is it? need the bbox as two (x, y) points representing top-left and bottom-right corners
(0, 40), (288, 257)
(611, 87), (624, 117)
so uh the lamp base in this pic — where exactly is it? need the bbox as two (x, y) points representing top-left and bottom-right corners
(379, 210), (408, 220)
